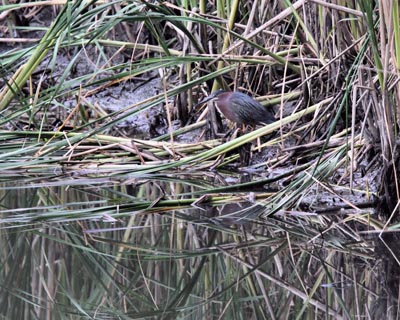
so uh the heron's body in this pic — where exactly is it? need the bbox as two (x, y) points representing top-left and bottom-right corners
(199, 90), (275, 126)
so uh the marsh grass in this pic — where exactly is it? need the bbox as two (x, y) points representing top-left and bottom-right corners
(0, 0), (399, 319)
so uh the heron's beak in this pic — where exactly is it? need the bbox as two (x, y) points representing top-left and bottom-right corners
(194, 92), (218, 109)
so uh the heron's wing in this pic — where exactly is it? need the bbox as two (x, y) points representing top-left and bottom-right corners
(230, 93), (274, 124)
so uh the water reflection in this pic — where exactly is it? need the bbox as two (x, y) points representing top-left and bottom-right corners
(0, 171), (387, 319)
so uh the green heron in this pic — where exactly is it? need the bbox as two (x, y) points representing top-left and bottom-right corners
(196, 89), (275, 126)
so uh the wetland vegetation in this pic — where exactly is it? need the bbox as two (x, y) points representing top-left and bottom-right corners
(1, 0), (400, 319)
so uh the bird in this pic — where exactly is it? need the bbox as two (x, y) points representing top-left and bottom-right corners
(196, 89), (275, 126)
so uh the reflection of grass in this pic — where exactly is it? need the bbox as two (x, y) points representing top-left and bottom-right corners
(0, 0), (398, 318)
